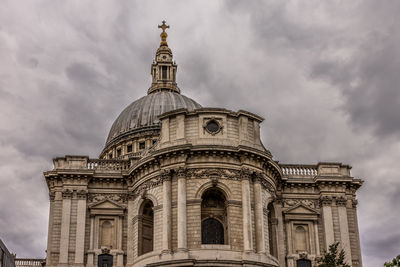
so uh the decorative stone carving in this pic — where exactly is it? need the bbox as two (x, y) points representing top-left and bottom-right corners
(160, 169), (171, 182)
(62, 189), (73, 199)
(101, 247), (110, 254)
(185, 168), (240, 180)
(132, 177), (163, 197)
(352, 199), (358, 208)
(88, 193), (128, 203)
(336, 196), (347, 207)
(284, 199), (318, 209)
(240, 168), (252, 180)
(49, 192), (55, 201)
(176, 167), (186, 179)
(319, 196), (333, 206)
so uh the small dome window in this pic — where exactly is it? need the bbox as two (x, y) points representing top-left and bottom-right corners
(204, 119), (222, 135)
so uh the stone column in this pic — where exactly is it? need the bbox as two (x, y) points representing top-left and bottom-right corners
(58, 189), (73, 266)
(46, 192), (56, 266)
(74, 190), (87, 266)
(241, 169), (253, 252)
(162, 170), (172, 252)
(337, 197), (352, 265)
(177, 168), (187, 251)
(253, 176), (265, 254)
(320, 196), (334, 249)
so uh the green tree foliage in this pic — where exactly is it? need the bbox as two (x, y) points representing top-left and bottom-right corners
(384, 254), (400, 267)
(317, 242), (350, 267)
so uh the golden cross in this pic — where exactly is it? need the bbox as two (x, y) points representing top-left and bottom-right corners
(158, 20), (170, 33)
(158, 20), (169, 46)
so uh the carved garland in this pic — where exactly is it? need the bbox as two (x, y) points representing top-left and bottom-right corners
(88, 193), (128, 203)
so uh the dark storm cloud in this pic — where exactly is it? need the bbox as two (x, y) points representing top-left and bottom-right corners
(0, 1), (399, 266)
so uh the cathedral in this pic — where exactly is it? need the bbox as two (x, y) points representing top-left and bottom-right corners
(43, 22), (363, 267)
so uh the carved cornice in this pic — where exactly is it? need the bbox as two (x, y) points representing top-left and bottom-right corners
(62, 189), (73, 199)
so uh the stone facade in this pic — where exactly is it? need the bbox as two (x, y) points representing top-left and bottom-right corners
(44, 22), (363, 267)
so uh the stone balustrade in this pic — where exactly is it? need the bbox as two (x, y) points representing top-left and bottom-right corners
(14, 259), (45, 267)
(87, 159), (130, 170)
(280, 165), (318, 177)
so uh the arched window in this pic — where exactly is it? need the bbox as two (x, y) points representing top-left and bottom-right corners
(201, 188), (227, 244)
(296, 259), (311, 267)
(138, 200), (154, 255)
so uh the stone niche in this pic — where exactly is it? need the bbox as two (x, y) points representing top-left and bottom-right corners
(283, 203), (320, 266)
(87, 199), (126, 267)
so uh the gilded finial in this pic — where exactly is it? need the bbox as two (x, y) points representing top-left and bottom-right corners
(158, 20), (170, 46)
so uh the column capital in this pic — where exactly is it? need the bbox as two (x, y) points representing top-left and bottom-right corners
(77, 190), (88, 200)
(335, 196), (347, 207)
(319, 195), (333, 206)
(49, 192), (56, 201)
(62, 189), (73, 199)
(160, 169), (172, 182)
(175, 166), (187, 179)
(352, 199), (358, 208)
(240, 168), (253, 181)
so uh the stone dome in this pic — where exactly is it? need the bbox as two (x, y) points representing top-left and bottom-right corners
(106, 91), (201, 145)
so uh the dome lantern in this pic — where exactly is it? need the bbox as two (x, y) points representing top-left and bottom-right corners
(148, 21), (180, 94)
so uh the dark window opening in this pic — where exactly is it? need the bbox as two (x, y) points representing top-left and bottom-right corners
(116, 149), (121, 157)
(98, 254), (113, 267)
(139, 142), (145, 150)
(152, 140), (157, 146)
(162, 66), (167, 80)
(201, 188), (227, 244)
(127, 144), (132, 153)
(109, 153), (112, 159)
(296, 259), (311, 267)
(138, 200), (154, 256)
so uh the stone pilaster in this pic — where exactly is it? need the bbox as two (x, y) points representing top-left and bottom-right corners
(161, 170), (172, 252)
(320, 196), (335, 250)
(241, 168), (253, 252)
(86, 215), (95, 267)
(253, 175), (265, 254)
(74, 190), (87, 266)
(126, 193), (136, 264)
(274, 198), (285, 266)
(46, 191), (56, 266)
(336, 196), (352, 265)
(58, 189), (73, 266)
(176, 167), (187, 251)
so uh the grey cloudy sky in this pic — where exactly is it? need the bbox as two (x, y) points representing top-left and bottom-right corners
(0, 1), (399, 266)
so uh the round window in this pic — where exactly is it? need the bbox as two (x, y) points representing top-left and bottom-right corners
(205, 120), (220, 134)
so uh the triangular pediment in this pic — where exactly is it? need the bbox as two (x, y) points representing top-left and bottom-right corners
(89, 199), (125, 210)
(284, 203), (319, 215)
